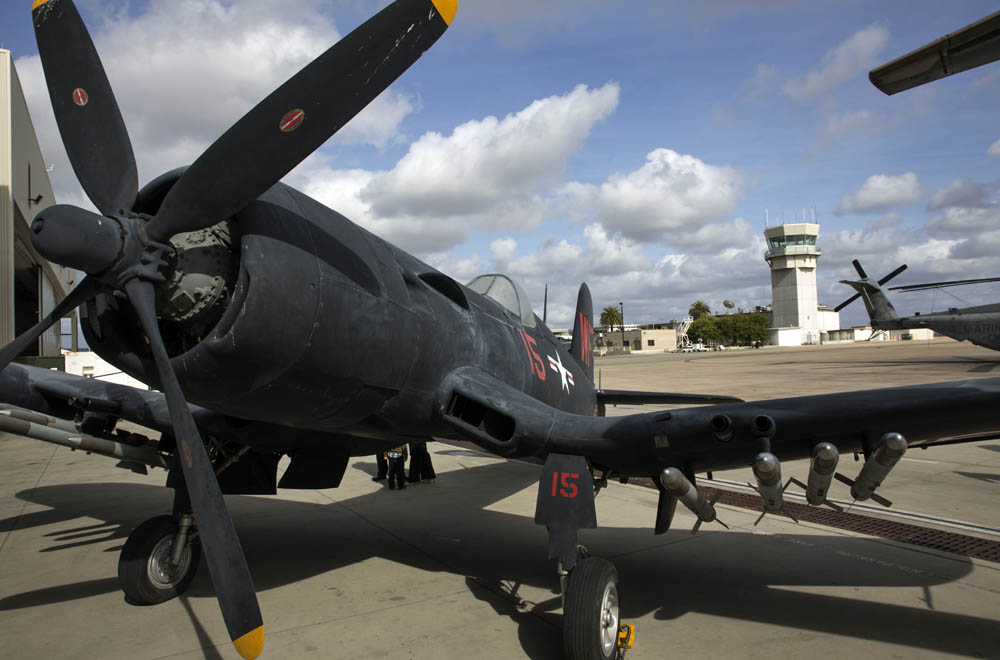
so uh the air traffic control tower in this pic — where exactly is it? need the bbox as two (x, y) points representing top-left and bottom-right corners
(764, 222), (829, 345)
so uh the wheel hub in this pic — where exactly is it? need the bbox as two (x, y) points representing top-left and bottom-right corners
(599, 581), (619, 655)
(147, 534), (191, 589)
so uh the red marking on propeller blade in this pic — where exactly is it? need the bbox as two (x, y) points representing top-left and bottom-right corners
(181, 440), (193, 469)
(72, 88), (89, 106)
(279, 109), (305, 133)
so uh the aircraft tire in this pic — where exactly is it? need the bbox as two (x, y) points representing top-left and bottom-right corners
(563, 557), (620, 660)
(118, 514), (201, 605)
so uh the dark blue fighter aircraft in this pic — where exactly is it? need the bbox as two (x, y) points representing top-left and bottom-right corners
(2, 2), (1000, 659)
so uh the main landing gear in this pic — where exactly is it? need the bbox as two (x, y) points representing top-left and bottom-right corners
(536, 454), (635, 660)
(563, 554), (630, 660)
(118, 511), (201, 605)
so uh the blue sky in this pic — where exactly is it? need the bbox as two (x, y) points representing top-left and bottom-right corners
(4, 0), (999, 329)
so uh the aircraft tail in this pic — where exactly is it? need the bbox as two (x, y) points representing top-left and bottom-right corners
(835, 260), (907, 327)
(839, 279), (900, 325)
(569, 283), (595, 381)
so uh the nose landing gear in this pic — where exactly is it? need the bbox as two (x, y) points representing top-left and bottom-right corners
(118, 514), (201, 605)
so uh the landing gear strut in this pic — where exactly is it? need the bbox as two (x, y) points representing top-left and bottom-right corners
(118, 514), (201, 604)
(536, 453), (633, 660)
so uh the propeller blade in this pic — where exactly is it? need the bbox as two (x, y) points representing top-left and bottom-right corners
(33, 0), (138, 216)
(852, 259), (868, 279)
(0, 276), (98, 373)
(147, 0), (456, 242)
(124, 279), (264, 660)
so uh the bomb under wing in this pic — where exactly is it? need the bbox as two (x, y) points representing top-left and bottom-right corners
(835, 432), (907, 507)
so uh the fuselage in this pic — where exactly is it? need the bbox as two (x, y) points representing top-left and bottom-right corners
(81, 176), (596, 442)
(875, 305), (1000, 351)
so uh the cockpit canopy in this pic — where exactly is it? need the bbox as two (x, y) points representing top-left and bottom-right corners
(466, 274), (536, 327)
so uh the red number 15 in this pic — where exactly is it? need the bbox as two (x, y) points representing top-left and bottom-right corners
(551, 472), (579, 498)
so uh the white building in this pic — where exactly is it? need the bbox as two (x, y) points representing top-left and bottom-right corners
(1, 49), (77, 363)
(763, 222), (839, 346)
(63, 351), (149, 389)
(595, 326), (677, 354)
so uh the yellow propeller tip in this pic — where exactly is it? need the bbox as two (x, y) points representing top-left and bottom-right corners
(233, 626), (265, 660)
(430, 0), (457, 26)
(32, 0), (53, 10)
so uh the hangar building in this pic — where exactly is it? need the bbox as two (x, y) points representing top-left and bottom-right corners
(1, 49), (76, 364)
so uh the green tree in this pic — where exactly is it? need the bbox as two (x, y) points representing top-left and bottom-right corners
(688, 317), (721, 344)
(714, 313), (770, 346)
(689, 300), (711, 320)
(600, 305), (622, 331)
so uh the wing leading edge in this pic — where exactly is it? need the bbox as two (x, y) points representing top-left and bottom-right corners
(437, 365), (1000, 475)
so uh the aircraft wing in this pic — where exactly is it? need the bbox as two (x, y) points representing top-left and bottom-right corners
(1, 362), (176, 433)
(437, 365), (1000, 474)
(0, 362), (263, 443)
(0, 363), (397, 458)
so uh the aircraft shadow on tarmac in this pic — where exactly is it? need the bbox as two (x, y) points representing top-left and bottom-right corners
(2, 459), (999, 658)
(954, 471), (1000, 484)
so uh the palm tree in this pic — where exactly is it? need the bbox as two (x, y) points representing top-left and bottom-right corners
(600, 305), (622, 331)
(689, 300), (711, 320)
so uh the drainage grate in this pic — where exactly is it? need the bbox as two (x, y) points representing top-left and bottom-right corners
(632, 478), (1000, 564)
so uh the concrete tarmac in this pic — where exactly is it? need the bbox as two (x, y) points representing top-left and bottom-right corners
(2, 338), (1000, 659)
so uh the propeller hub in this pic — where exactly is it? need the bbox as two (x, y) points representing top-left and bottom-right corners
(31, 205), (123, 275)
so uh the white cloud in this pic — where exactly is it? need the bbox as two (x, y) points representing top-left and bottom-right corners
(16, 0), (415, 207)
(489, 237), (518, 265)
(820, 214), (914, 268)
(950, 230), (1000, 259)
(669, 218), (756, 253)
(447, 223), (774, 328)
(362, 83), (619, 220)
(926, 179), (995, 211)
(926, 207), (1000, 237)
(923, 178), (999, 242)
(561, 148), (743, 241)
(836, 172), (924, 215)
(784, 25), (888, 102)
(289, 84), (619, 253)
(989, 139), (1000, 157)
